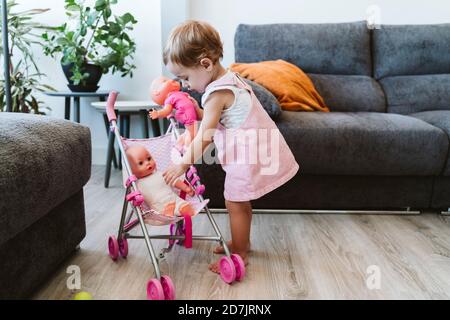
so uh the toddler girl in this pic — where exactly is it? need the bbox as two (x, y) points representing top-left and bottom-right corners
(161, 20), (299, 273)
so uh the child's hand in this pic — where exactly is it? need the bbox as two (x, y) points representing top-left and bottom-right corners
(174, 180), (195, 196)
(148, 109), (159, 120)
(188, 96), (199, 108)
(185, 185), (195, 197)
(189, 96), (203, 120)
(163, 163), (189, 187)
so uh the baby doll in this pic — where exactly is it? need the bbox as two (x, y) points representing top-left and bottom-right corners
(125, 145), (195, 217)
(149, 76), (199, 150)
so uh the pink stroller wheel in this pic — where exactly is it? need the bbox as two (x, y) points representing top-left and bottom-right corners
(118, 237), (128, 258)
(219, 256), (236, 284)
(231, 254), (246, 281)
(147, 279), (165, 300)
(108, 236), (119, 261)
(161, 275), (176, 300)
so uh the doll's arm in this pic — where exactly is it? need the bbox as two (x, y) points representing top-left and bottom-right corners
(174, 179), (195, 196)
(149, 104), (173, 120)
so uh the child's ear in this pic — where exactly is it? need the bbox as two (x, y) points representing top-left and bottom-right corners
(200, 58), (213, 71)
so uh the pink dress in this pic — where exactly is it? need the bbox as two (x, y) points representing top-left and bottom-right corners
(202, 72), (299, 202)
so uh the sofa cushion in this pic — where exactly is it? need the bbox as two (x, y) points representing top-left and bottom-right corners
(235, 21), (372, 76)
(373, 23), (450, 79)
(243, 78), (282, 120)
(277, 111), (448, 176)
(308, 74), (386, 112)
(231, 60), (329, 112)
(409, 110), (450, 176)
(379, 74), (450, 114)
(0, 113), (91, 244)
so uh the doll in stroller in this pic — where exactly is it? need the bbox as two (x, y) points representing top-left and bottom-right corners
(125, 145), (195, 217)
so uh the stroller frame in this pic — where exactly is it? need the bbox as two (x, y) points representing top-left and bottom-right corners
(105, 92), (246, 300)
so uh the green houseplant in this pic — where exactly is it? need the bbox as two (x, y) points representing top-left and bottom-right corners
(0, 0), (54, 114)
(43, 0), (137, 92)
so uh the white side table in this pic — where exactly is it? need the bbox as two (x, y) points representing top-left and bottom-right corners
(91, 100), (161, 187)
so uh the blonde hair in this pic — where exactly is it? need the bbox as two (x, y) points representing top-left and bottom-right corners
(163, 20), (223, 67)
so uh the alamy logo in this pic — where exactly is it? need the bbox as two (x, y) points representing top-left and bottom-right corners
(171, 128), (282, 175)
(66, 265), (81, 290)
(366, 265), (381, 290)
(366, 5), (382, 29)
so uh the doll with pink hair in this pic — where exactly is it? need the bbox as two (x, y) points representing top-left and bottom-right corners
(149, 76), (199, 150)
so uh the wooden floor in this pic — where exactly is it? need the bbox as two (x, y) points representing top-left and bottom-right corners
(33, 166), (450, 300)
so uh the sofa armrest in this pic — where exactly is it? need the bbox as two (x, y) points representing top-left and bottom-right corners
(0, 113), (91, 244)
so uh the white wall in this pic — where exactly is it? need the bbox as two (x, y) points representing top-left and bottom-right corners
(189, 0), (450, 67)
(14, 0), (162, 164)
(161, 0), (189, 76)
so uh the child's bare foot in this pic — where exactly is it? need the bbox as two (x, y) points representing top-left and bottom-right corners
(213, 241), (251, 254)
(208, 253), (249, 274)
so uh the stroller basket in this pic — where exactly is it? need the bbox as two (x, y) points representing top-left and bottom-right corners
(105, 91), (246, 300)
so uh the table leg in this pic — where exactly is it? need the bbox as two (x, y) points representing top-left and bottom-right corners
(152, 118), (162, 137)
(103, 113), (118, 169)
(74, 97), (80, 123)
(142, 111), (150, 139)
(100, 96), (117, 169)
(118, 114), (125, 170)
(160, 118), (169, 134)
(64, 97), (71, 121)
(105, 126), (116, 188)
(119, 114), (131, 172)
(124, 114), (130, 138)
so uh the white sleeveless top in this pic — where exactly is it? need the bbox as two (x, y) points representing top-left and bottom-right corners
(202, 72), (252, 129)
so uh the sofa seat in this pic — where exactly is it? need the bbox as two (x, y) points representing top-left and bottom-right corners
(409, 110), (450, 176)
(0, 113), (91, 245)
(277, 111), (448, 176)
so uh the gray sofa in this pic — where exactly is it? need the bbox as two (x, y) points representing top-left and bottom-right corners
(198, 21), (450, 211)
(0, 113), (91, 298)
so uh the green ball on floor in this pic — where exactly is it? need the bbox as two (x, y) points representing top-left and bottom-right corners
(73, 291), (93, 300)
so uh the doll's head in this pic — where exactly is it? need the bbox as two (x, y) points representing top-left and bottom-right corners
(150, 76), (181, 105)
(125, 145), (156, 179)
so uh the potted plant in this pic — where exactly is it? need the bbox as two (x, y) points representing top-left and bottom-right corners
(42, 0), (137, 92)
(0, 1), (54, 114)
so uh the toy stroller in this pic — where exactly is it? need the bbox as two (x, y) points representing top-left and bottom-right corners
(105, 92), (246, 300)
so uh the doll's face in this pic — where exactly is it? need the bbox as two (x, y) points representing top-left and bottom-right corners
(126, 146), (156, 179)
(150, 76), (181, 105)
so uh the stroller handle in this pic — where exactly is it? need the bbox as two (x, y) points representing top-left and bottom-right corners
(106, 91), (119, 122)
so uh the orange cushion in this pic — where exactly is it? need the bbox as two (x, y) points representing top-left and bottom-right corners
(230, 60), (329, 112)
